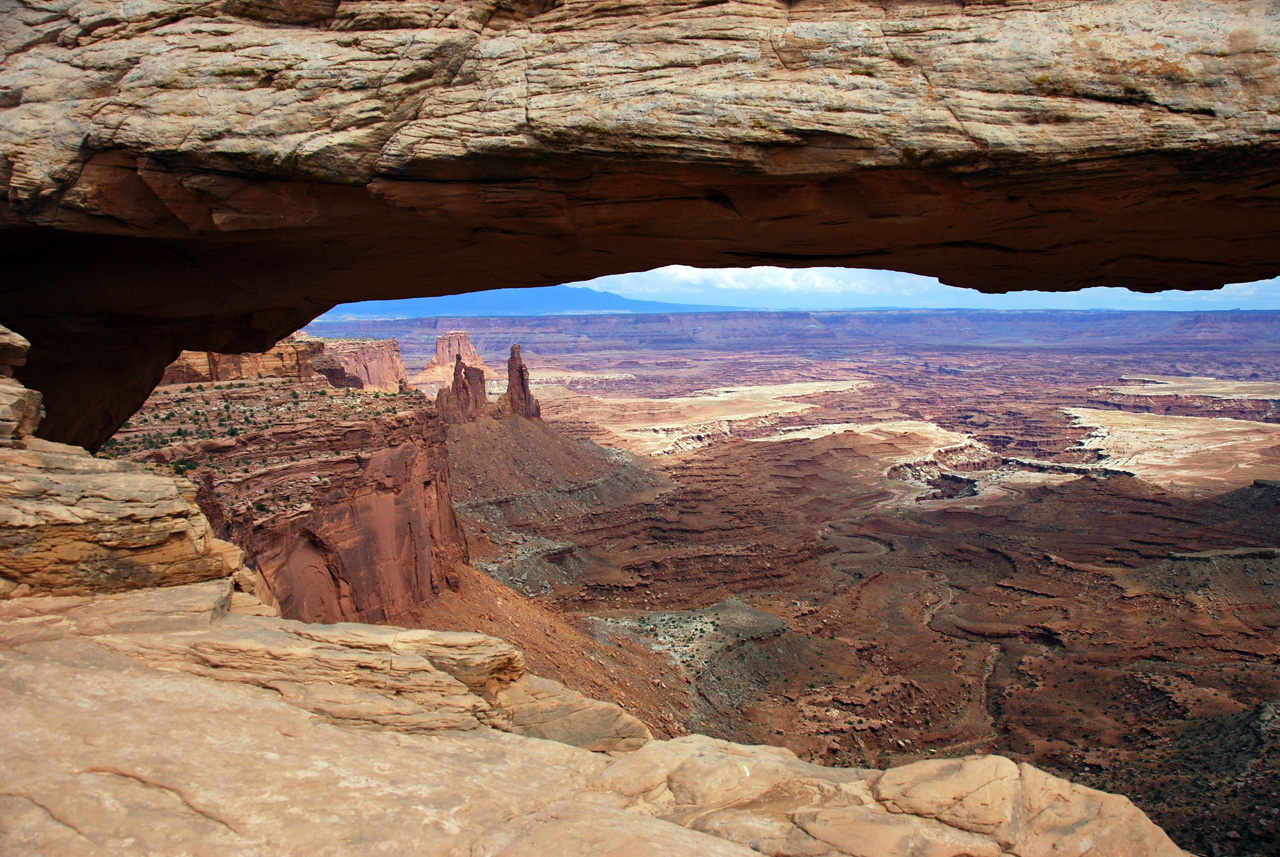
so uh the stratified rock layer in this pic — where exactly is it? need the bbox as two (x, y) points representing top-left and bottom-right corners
(414, 331), (493, 386)
(313, 338), (411, 392)
(2, 0), (1279, 447)
(0, 324), (244, 598)
(160, 336), (410, 393)
(0, 441), (246, 598)
(184, 407), (469, 623)
(0, 327), (41, 446)
(0, 580), (1187, 856)
(161, 337), (325, 386)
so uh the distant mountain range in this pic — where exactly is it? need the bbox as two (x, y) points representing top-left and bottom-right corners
(317, 285), (746, 320)
(308, 309), (1280, 357)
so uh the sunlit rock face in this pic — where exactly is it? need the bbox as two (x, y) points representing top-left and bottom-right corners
(437, 356), (490, 423)
(506, 345), (542, 420)
(313, 338), (411, 392)
(161, 338), (325, 386)
(190, 407), (470, 623)
(0, 580), (1185, 857)
(0, 325), (245, 599)
(415, 331), (492, 388)
(2, 0), (1280, 448)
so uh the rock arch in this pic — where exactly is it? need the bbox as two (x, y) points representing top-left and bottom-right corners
(2, 0), (1278, 448)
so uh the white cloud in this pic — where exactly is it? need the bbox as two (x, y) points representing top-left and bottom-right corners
(1212, 282), (1259, 300)
(571, 267), (1280, 311)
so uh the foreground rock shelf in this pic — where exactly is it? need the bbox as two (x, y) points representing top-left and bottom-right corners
(0, 580), (1188, 856)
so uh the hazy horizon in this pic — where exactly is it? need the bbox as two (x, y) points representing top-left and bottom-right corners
(319, 266), (1280, 319)
(569, 266), (1280, 312)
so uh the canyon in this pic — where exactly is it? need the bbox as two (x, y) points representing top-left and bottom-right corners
(2, 0), (1279, 852)
(312, 310), (1277, 855)
(0, 317), (1198, 856)
(39, 308), (1274, 855)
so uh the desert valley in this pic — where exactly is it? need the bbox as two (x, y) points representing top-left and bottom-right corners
(6, 0), (1280, 852)
(80, 308), (1280, 856)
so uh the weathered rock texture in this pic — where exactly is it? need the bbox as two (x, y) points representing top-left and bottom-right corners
(0, 326), (41, 446)
(414, 330), (493, 386)
(0, 579), (651, 749)
(313, 338), (411, 392)
(0, 580), (1187, 856)
(160, 337), (325, 385)
(437, 355), (489, 423)
(3, 0), (1279, 448)
(0, 325), (244, 598)
(0, 441), (246, 598)
(159, 335), (409, 393)
(506, 344), (542, 420)
(163, 404), (469, 623)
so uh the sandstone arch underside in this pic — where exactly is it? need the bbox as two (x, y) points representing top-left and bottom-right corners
(2, 0), (1280, 449)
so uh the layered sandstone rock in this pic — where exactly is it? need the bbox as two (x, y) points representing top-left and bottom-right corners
(436, 355), (489, 423)
(0, 580), (651, 749)
(174, 405), (469, 624)
(0, 326), (40, 446)
(506, 344), (542, 420)
(110, 340), (471, 624)
(0, 325), (244, 598)
(414, 330), (492, 386)
(0, 441), (246, 598)
(160, 336), (410, 393)
(160, 337), (324, 386)
(0, 580), (1187, 856)
(4, 1), (1280, 447)
(313, 338), (411, 393)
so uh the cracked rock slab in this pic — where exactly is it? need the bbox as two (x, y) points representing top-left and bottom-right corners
(0, 581), (1188, 855)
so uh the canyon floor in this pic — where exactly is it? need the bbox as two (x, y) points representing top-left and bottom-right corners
(112, 312), (1280, 857)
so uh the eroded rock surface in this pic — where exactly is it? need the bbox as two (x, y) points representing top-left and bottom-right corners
(414, 330), (492, 387)
(0, 578), (647, 747)
(189, 405), (468, 624)
(506, 344), (542, 420)
(160, 334), (411, 393)
(0, 580), (1186, 856)
(0, 439), (246, 598)
(437, 355), (489, 423)
(314, 337), (411, 392)
(3, 0), (1279, 447)
(0, 325), (244, 598)
(0, 327), (41, 446)
(161, 337), (326, 386)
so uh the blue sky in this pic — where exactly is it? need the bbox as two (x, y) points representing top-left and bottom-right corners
(569, 266), (1280, 311)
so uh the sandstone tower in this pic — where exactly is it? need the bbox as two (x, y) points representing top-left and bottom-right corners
(506, 344), (541, 420)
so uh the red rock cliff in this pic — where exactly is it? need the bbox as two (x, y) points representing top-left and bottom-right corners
(161, 338), (324, 385)
(412, 331), (492, 387)
(154, 403), (467, 624)
(435, 357), (487, 424)
(506, 344), (541, 420)
(430, 332), (487, 372)
(314, 339), (411, 393)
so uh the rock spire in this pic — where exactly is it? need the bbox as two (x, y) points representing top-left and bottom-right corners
(412, 331), (492, 387)
(507, 345), (541, 420)
(435, 355), (488, 424)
